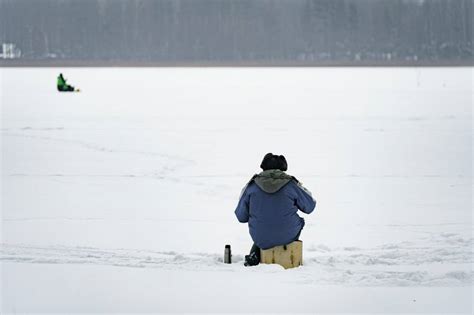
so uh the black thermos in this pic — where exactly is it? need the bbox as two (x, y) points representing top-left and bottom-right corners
(224, 244), (232, 264)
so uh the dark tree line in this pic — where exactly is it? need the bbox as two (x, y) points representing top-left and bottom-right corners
(0, 0), (472, 65)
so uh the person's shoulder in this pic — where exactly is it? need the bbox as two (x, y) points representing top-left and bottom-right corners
(286, 177), (308, 191)
(292, 179), (314, 198)
(238, 175), (258, 198)
(285, 179), (300, 190)
(245, 180), (258, 192)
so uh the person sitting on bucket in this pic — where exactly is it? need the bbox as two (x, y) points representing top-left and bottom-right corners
(57, 73), (75, 92)
(235, 153), (316, 266)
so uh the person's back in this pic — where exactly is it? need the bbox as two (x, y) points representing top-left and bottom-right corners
(235, 153), (316, 266)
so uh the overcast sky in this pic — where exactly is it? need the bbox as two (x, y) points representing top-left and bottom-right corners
(0, 0), (472, 65)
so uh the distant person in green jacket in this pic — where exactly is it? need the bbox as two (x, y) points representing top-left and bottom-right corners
(57, 73), (76, 92)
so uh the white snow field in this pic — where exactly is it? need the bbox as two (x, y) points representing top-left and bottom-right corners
(1, 67), (472, 314)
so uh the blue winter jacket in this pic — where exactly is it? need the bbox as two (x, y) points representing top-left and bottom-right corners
(235, 169), (316, 249)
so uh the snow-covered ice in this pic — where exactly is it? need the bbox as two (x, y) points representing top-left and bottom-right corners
(1, 67), (472, 313)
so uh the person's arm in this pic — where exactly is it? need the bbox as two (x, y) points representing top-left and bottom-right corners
(234, 185), (251, 223)
(293, 181), (316, 214)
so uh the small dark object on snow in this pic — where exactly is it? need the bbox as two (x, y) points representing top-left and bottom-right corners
(224, 244), (232, 264)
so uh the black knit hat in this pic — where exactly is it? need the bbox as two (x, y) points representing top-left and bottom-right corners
(260, 153), (288, 171)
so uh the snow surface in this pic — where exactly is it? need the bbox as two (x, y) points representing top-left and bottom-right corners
(1, 67), (473, 313)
